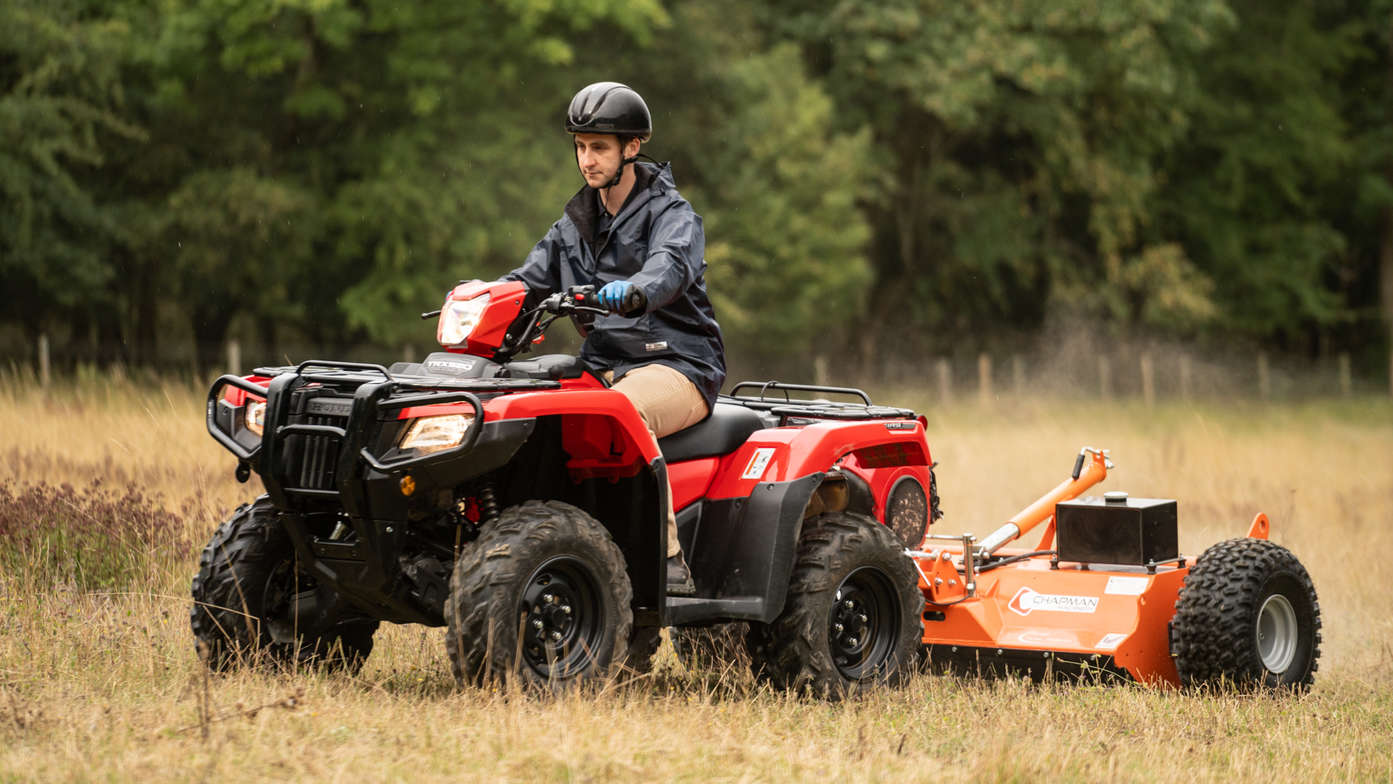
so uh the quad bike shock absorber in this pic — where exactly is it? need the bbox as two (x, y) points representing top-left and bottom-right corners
(478, 483), (500, 525)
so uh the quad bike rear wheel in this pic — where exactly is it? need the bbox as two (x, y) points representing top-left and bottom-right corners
(445, 501), (632, 688)
(1172, 537), (1321, 690)
(190, 497), (377, 672)
(752, 512), (924, 698)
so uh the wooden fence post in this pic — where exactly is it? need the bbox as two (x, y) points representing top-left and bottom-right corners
(1338, 352), (1351, 397)
(1141, 354), (1155, 409)
(814, 354), (830, 387)
(978, 353), (992, 406)
(1012, 354), (1025, 397)
(936, 358), (952, 404)
(227, 339), (241, 375)
(1258, 352), (1271, 400)
(1098, 356), (1112, 400)
(1179, 355), (1192, 402)
(38, 334), (51, 388)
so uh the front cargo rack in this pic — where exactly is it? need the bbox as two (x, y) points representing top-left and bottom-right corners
(251, 361), (559, 394)
(723, 381), (916, 421)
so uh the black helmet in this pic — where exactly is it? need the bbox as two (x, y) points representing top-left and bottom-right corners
(565, 82), (652, 141)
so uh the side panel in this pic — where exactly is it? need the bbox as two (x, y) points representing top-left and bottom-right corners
(706, 420), (930, 502)
(669, 457), (719, 511)
(918, 555), (1187, 686)
(668, 473), (825, 625)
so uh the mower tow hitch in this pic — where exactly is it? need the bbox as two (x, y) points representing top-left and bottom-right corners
(909, 533), (978, 604)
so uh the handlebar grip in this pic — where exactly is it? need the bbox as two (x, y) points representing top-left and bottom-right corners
(1071, 452), (1086, 480)
(620, 287), (647, 317)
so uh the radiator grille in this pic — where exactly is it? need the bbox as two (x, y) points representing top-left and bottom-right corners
(290, 413), (346, 491)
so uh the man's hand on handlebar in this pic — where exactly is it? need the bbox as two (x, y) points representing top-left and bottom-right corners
(595, 280), (647, 316)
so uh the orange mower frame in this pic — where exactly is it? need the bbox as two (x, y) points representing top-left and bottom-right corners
(909, 448), (1320, 689)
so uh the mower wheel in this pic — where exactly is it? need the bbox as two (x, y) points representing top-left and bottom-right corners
(670, 622), (752, 673)
(445, 501), (632, 688)
(190, 497), (377, 673)
(1172, 537), (1321, 690)
(755, 512), (924, 698)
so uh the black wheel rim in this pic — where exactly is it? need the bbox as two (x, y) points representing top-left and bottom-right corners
(261, 559), (316, 646)
(519, 556), (605, 679)
(827, 566), (900, 680)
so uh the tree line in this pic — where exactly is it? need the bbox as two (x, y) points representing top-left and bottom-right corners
(2, 0), (1390, 384)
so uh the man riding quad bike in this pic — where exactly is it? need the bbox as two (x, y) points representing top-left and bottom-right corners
(193, 280), (936, 695)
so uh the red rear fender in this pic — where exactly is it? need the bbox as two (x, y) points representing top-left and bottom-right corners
(707, 420), (931, 499)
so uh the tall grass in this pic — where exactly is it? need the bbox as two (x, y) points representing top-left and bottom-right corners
(1, 373), (1391, 782)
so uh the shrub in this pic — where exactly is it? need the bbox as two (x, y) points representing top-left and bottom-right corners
(0, 479), (191, 590)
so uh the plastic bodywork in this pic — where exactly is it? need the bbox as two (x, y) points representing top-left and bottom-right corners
(207, 364), (933, 630)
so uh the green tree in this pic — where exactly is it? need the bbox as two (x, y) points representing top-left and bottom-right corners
(0, 0), (140, 347)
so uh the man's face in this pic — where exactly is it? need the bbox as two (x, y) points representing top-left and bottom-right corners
(574, 133), (640, 188)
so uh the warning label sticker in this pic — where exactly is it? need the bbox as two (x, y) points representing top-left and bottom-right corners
(741, 447), (776, 480)
(1104, 576), (1150, 596)
(1008, 586), (1099, 617)
(1096, 632), (1128, 651)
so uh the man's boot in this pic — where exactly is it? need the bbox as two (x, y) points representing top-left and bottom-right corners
(666, 552), (696, 596)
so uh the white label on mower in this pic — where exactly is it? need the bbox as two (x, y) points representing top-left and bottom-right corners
(1104, 576), (1150, 596)
(1096, 632), (1128, 651)
(1007, 586), (1099, 617)
(741, 447), (776, 480)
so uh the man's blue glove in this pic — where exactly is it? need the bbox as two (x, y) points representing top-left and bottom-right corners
(596, 280), (644, 315)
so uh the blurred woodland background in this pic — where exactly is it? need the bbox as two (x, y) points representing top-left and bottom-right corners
(3, 0), (1392, 395)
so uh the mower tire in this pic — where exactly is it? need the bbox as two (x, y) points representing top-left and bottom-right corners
(670, 622), (752, 673)
(445, 501), (632, 688)
(753, 512), (924, 698)
(1172, 537), (1321, 690)
(190, 497), (377, 672)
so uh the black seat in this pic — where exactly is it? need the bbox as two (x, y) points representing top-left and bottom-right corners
(658, 402), (766, 463)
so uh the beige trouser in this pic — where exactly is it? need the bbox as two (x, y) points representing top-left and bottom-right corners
(603, 364), (709, 557)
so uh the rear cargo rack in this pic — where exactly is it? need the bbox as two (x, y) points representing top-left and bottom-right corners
(723, 380), (916, 421)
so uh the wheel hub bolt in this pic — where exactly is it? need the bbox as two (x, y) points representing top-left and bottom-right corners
(561, 605), (572, 615)
(847, 637), (859, 647)
(858, 613), (868, 623)
(833, 623), (844, 634)
(843, 600), (855, 610)
(532, 619), (544, 630)
(550, 631), (563, 642)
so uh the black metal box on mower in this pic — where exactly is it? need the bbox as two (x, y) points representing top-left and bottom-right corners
(1055, 493), (1178, 567)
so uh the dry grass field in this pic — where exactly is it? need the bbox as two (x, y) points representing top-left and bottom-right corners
(1, 371), (1391, 782)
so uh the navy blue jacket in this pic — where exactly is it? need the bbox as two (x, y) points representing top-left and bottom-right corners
(505, 162), (726, 408)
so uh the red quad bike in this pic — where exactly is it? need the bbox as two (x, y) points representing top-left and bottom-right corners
(194, 281), (1321, 694)
(194, 281), (936, 694)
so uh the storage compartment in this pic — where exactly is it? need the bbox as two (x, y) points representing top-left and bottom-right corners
(1055, 494), (1178, 566)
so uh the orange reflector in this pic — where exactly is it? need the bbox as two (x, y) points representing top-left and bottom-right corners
(400, 475), (416, 496)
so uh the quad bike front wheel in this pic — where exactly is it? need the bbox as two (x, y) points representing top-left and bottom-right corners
(190, 497), (378, 672)
(753, 512), (924, 698)
(1172, 537), (1321, 690)
(445, 501), (633, 688)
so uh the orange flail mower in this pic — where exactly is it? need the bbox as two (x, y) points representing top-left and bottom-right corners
(910, 448), (1320, 689)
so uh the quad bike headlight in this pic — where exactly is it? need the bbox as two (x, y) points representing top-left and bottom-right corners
(244, 399), (267, 436)
(399, 413), (475, 454)
(438, 294), (492, 346)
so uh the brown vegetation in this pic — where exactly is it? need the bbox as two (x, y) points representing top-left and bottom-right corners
(1, 373), (1390, 781)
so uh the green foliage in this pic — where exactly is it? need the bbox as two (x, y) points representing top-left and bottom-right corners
(0, 0), (141, 332)
(0, 0), (1388, 369)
